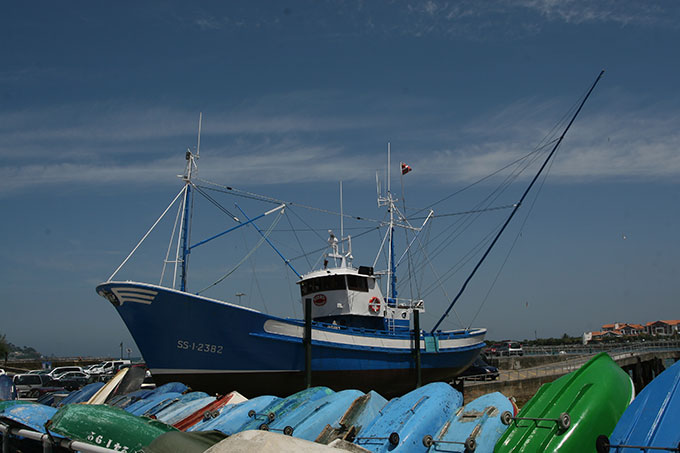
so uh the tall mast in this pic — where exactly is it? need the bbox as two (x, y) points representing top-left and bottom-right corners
(180, 112), (202, 292)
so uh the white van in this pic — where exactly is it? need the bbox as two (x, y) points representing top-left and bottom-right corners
(94, 360), (131, 375)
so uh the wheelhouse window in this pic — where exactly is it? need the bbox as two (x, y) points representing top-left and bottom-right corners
(346, 275), (369, 292)
(300, 275), (347, 296)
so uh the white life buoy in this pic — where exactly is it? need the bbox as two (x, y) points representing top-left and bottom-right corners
(368, 297), (381, 314)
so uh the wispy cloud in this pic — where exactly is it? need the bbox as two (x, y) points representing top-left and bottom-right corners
(180, 1), (678, 40)
(1, 92), (680, 196)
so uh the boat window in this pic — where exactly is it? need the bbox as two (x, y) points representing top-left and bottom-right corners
(346, 275), (369, 292)
(300, 275), (347, 296)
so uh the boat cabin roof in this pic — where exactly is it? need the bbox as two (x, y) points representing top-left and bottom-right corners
(297, 265), (375, 284)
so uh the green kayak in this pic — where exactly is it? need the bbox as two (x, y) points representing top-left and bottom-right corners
(494, 352), (634, 453)
(48, 404), (177, 452)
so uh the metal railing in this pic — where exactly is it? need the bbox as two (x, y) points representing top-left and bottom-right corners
(464, 340), (680, 385)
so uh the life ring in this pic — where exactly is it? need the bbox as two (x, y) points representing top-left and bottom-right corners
(368, 297), (381, 314)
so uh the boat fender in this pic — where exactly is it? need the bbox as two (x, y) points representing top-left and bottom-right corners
(389, 432), (400, 446)
(369, 297), (381, 314)
(283, 426), (294, 436)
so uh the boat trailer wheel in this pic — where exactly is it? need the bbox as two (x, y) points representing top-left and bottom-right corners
(500, 411), (570, 431)
(389, 432), (400, 446)
(283, 426), (294, 436)
(596, 435), (680, 453)
(421, 434), (476, 452)
(259, 423), (269, 431)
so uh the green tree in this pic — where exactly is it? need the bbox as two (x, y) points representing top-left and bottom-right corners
(0, 334), (8, 362)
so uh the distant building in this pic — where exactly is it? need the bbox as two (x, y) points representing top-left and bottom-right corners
(583, 319), (679, 344)
(645, 320), (680, 336)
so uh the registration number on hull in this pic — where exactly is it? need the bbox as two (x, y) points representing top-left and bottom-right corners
(177, 340), (223, 354)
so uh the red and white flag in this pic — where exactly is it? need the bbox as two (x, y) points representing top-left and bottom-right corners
(401, 162), (412, 175)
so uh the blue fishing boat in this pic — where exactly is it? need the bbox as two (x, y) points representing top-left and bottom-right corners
(596, 359), (680, 453)
(266, 389), (364, 440)
(96, 75), (603, 399)
(316, 390), (388, 444)
(422, 392), (512, 453)
(354, 382), (463, 452)
(188, 395), (281, 434)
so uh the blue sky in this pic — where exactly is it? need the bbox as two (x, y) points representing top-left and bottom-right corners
(2, 1), (679, 357)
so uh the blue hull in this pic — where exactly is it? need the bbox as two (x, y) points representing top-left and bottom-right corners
(97, 282), (486, 398)
(425, 391), (512, 453)
(355, 382), (463, 452)
(188, 395), (281, 434)
(607, 359), (680, 452)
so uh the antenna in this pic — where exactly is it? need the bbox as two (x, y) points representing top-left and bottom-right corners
(340, 180), (344, 253)
(196, 112), (203, 158)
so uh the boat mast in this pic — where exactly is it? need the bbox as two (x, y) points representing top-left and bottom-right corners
(180, 112), (202, 292)
(430, 70), (605, 333)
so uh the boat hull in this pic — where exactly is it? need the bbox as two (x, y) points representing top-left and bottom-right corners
(97, 282), (486, 398)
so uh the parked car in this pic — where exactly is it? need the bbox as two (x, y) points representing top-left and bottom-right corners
(497, 341), (524, 356)
(13, 374), (56, 398)
(0, 369), (6, 375)
(54, 371), (90, 390)
(90, 360), (131, 376)
(485, 343), (502, 356)
(459, 355), (500, 381)
(47, 366), (85, 379)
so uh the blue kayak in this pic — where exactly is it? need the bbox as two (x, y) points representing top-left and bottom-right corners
(126, 391), (184, 416)
(143, 391), (209, 418)
(423, 391), (513, 453)
(58, 382), (106, 407)
(598, 359), (680, 453)
(268, 389), (364, 441)
(189, 395), (281, 434)
(355, 382), (463, 452)
(316, 390), (388, 444)
(0, 375), (17, 401)
(0, 403), (60, 434)
(154, 394), (214, 424)
(234, 387), (334, 434)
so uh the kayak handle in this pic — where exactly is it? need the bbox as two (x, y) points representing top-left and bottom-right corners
(596, 435), (680, 452)
(247, 410), (276, 422)
(500, 410), (570, 431)
(423, 434), (476, 451)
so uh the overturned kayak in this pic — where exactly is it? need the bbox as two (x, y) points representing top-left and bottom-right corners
(173, 391), (247, 431)
(189, 395), (281, 434)
(422, 392), (512, 453)
(316, 390), (388, 444)
(48, 404), (176, 452)
(597, 358), (680, 452)
(265, 389), (364, 441)
(495, 352), (634, 453)
(355, 382), (463, 452)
